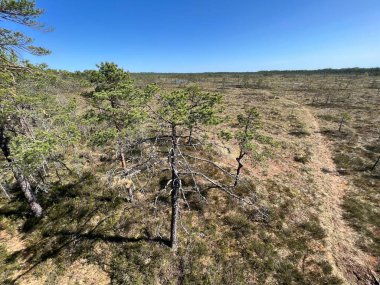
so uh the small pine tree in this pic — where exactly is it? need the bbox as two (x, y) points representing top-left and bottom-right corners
(338, 112), (351, 132)
(232, 107), (273, 186)
(82, 62), (157, 169)
(185, 85), (222, 144)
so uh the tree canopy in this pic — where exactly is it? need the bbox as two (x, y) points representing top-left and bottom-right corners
(0, 0), (49, 67)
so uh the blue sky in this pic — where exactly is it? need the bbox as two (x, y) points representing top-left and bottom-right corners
(6, 0), (380, 72)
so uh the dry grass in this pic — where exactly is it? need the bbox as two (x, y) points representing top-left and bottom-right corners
(1, 72), (379, 284)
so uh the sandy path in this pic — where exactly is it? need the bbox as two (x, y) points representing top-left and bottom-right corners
(300, 105), (377, 285)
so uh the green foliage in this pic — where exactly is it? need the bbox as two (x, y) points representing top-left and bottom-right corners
(158, 89), (189, 125)
(232, 107), (274, 163)
(83, 62), (157, 147)
(340, 112), (351, 122)
(0, 0), (50, 61)
(90, 129), (118, 147)
(0, 66), (80, 175)
(218, 130), (232, 141)
(235, 107), (261, 152)
(0, 0), (43, 23)
(338, 112), (351, 132)
(186, 85), (223, 127)
(157, 85), (222, 127)
(92, 62), (132, 91)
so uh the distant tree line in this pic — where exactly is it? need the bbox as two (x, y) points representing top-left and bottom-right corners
(79, 67), (380, 78)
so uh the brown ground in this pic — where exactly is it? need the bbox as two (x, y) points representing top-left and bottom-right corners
(298, 103), (378, 285)
(1, 76), (379, 284)
(215, 86), (379, 284)
(0, 228), (110, 284)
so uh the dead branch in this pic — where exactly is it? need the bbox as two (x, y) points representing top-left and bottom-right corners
(0, 182), (11, 199)
(180, 170), (254, 205)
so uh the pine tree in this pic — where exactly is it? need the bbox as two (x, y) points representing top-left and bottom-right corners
(0, 0), (57, 216)
(148, 87), (238, 250)
(0, 67), (80, 216)
(0, 0), (50, 68)
(83, 62), (157, 169)
(231, 107), (273, 186)
(185, 85), (222, 145)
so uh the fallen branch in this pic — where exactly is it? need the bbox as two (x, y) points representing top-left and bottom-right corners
(180, 170), (254, 205)
(0, 183), (11, 199)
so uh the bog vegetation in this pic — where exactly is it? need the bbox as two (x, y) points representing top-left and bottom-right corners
(0, 1), (379, 284)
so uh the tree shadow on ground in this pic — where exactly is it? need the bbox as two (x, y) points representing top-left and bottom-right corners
(8, 219), (170, 284)
(2, 172), (171, 284)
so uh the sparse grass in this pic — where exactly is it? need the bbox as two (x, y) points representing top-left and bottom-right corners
(294, 148), (312, 164)
(300, 75), (380, 274)
(0, 162), (341, 284)
(3, 72), (380, 283)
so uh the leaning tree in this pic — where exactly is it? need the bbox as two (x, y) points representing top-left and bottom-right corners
(1, 1), (80, 217)
(338, 112), (351, 133)
(371, 138), (380, 171)
(0, 0), (55, 216)
(372, 155), (380, 171)
(219, 107), (273, 187)
(0, 66), (80, 216)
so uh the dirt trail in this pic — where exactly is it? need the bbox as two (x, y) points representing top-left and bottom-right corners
(299, 104), (377, 285)
(221, 90), (378, 284)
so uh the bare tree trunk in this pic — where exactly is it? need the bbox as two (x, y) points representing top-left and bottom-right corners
(187, 127), (193, 145)
(170, 124), (180, 250)
(13, 167), (43, 217)
(0, 183), (10, 199)
(338, 117), (344, 132)
(234, 112), (252, 187)
(116, 136), (127, 170)
(234, 150), (245, 187)
(325, 94), (330, 105)
(120, 151), (127, 169)
(221, 78), (226, 90)
(372, 156), (380, 171)
(302, 249), (309, 274)
(111, 96), (127, 170)
(118, 142), (134, 202)
(0, 126), (43, 217)
(312, 94), (317, 105)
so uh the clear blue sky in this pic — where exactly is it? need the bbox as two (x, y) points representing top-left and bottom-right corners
(7, 0), (380, 72)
